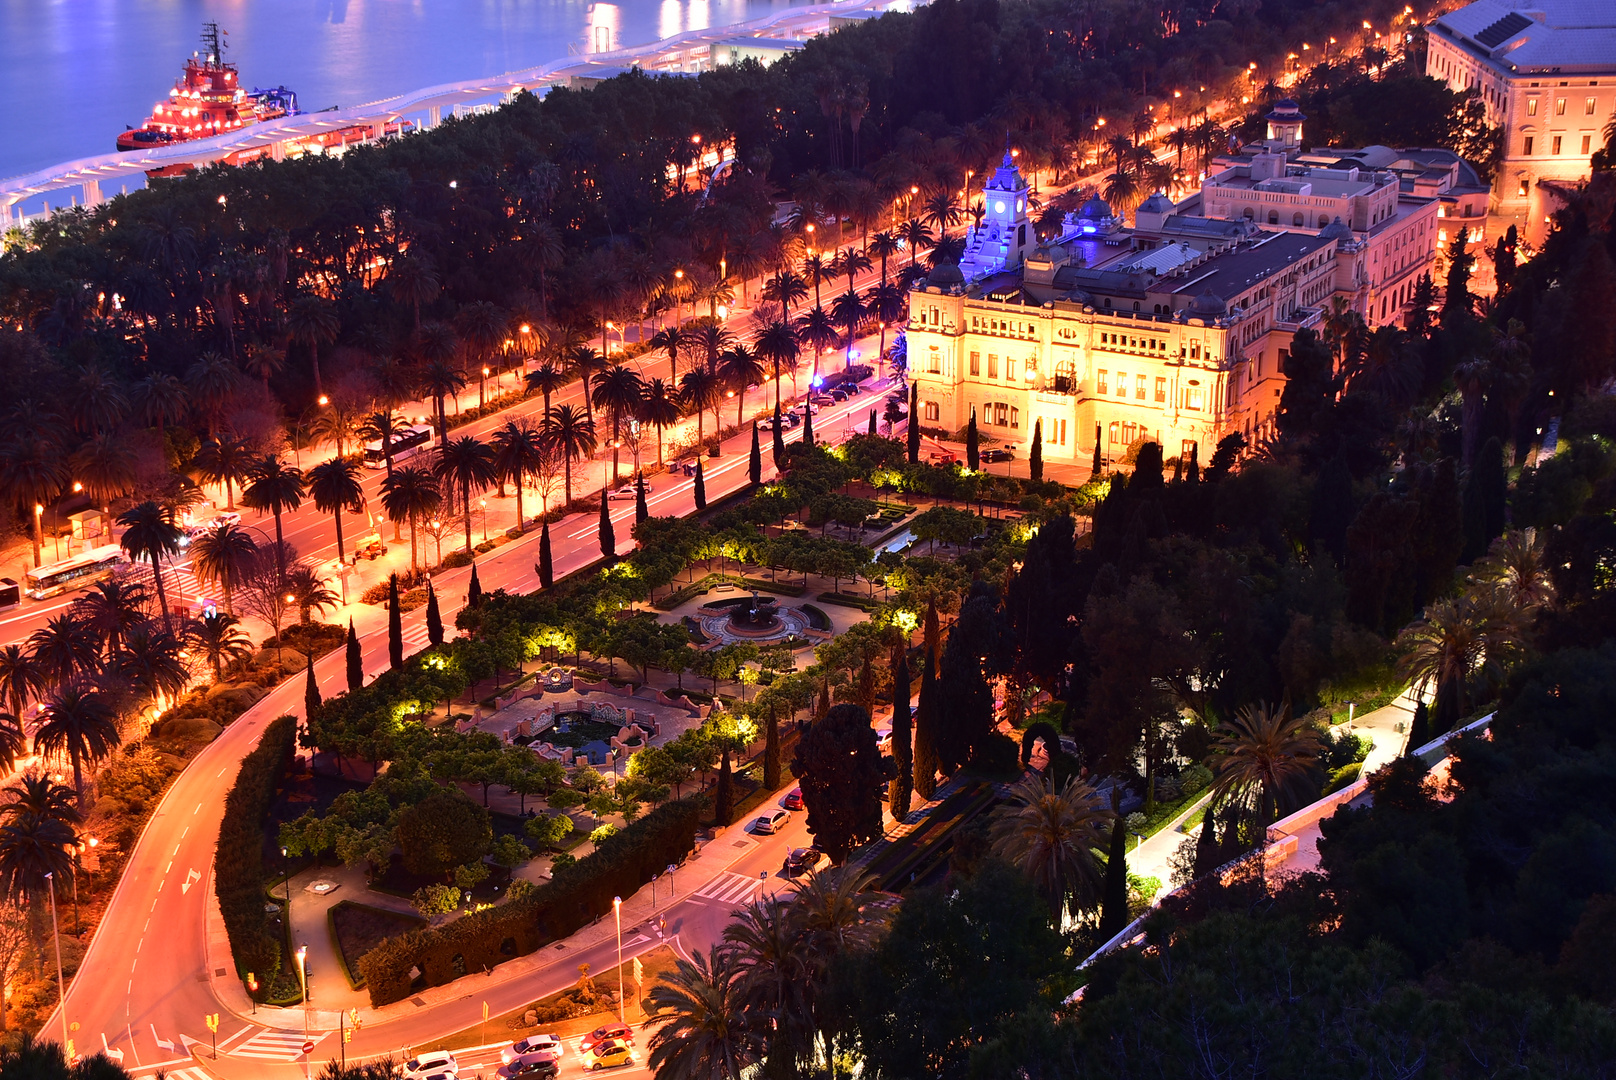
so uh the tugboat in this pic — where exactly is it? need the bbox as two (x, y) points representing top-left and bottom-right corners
(117, 23), (298, 152)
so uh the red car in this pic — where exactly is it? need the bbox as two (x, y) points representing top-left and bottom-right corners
(580, 1023), (634, 1053)
(782, 788), (804, 811)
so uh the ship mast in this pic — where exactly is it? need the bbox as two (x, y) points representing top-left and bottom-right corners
(201, 21), (223, 66)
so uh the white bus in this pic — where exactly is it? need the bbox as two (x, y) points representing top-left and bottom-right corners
(25, 546), (131, 600)
(363, 423), (434, 469)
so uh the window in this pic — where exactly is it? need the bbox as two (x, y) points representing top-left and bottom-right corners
(923, 401), (939, 421)
(1097, 369), (1108, 395)
(1006, 358), (1017, 382)
(1136, 374), (1147, 400)
(1058, 419), (1067, 446)
(1268, 210), (1280, 224)
(1556, 98), (1566, 115)
(1528, 98), (1538, 115)
(1155, 376), (1167, 402)
(1524, 136), (1535, 155)
(969, 351), (980, 376)
(1108, 421), (1119, 445)
(1186, 386), (1204, 410)
(1181, 439), (1197, 461)
(1588, 97), (1599, 115)
(987, 353), (998, 379)
(1553, 135), (1562, 155)
(1293, 212), (1304, 226)
(1584, 135), (1594, 155)
(1319, 214), (1330, 227)
(1010, 406), (1019, 429)
(1116, 371), (1127, 397)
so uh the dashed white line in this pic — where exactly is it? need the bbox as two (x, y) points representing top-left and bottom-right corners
(180, 826), (188, 839)
(195, 801), (203, 812)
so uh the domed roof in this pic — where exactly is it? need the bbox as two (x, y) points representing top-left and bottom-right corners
(1265, 98), (1306, 122)
(927, 260), (964, 287)
(1136, 191), (1175, 216)
(1318, 215), (1354, 241)
(1076, 193), (1114, 221)
(1188, 287), (1228, 318)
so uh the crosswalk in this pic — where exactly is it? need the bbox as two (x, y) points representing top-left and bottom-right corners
(136, 1068), (210, 1080)
(401, 621), (432, 650)
(229, 1027), (323, 1061)
(694, 870), (764, 906)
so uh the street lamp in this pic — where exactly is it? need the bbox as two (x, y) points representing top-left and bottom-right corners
(613, 896), (625, 1023)
(479, 498), (488, 542)
(280, 846), (291, 924)
(296, 944), (309, 1005)
(45, 872), (68, 1054)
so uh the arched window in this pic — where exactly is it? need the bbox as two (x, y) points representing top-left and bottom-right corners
(1292, 212), (1304, 226)
(1242, 208), (1255, 220)
(1319, 215), (1330, 227)
(1132, 301), (1140, 311)
(1267, 210), (1279, 224)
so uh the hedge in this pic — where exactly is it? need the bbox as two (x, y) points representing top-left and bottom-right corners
(215, 714), (296, 986)
(357, 796), (702, 1006)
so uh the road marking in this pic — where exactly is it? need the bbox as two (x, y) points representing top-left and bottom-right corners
(181, 868), (201, 894)
(137, 1067), (211, 1080)
(693, 871), (763, 906)
(180, 826), (188, 839)
(164, 861), (172, 874)
(195, 801), (204, 811)
(230, 1028), (327, 1061)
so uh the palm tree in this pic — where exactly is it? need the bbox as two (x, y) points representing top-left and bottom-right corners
(0, 810), (75, 906)
(307, 398), (363, 458)
(183, 352), (239, 436)
(0, 774), (81, 827)
(284, 293), (340, 396)
(836, 246), (872, 293)
(1208, 701), (1324, 827)
(380, 466), (442, 573)
(434, 436), (499, 553)
(241, 343), (287, 396)
(357, 411), (407, 478)
(26, 617), (100, 690)
(866, 283), (906, 364)
(868, 231), (901, 286)
(679, 369), (723, 454)
(569, 346), (610, 424)
(491, 421), (545, 531)
(420, 360), (468, 446)
(188, 611), (253, 681)
(762, 270), (809, 323)
(786, 866), (887, 959)
(116, 501), (183, 630)
(753, 320), (801, 410)
(638, 378), (683, 468)
(830, 290), (866, 370)
(457, 300), (508, 407)
(718, 346), (766, 432)
(240, 456), (306, 578)
(116, 624), (190, 707)
(189, 521), (257, 615)
(131, 373), (188, 437)
(802, 251), (831, 311)
(1102, 170), (1141, 220)
(70, 433), (138, 516)
(591, 364), (647, 484)
(34, 686), (122, 806)
(193, 435), (251, 510)
(69, 578), (151, 663)
(643, 946), (757, 1080)
(388, 256), (440, 331)
(524, 362), (569, 417)
(899, 218), (933, 271)
(648, 326), (689, 379)
(688, 323), (738, 376)
(989, 773), (1112, 921)
(1470, 528), (1554, 611)
(794, 306), (839, 386)
(0, 646), (45, 722)
(1398, 594), (1521, 735)
(307, 457), (366, 563)
(723, 899), (813, 1072)
(0, 439), (69, 567)
(922, 192), (963, 237)
(541, 404), (597, 507)
(285, 564), (340, 625)
(0, 715), (24, 776)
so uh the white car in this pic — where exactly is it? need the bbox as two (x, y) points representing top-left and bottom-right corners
(404, 1051), (458, 1079)
(607, 483), (648, 500)
(753, 808), (790, 834)
(502, 1035), (563, 1065)
(178, 511), (243, 547)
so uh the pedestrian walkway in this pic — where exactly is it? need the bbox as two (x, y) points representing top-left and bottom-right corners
(692, 870), (765, 907)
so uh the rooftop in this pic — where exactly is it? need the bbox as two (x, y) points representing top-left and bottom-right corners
(1432, 0), (1616, 73)
(1161, 232), (1335, 302)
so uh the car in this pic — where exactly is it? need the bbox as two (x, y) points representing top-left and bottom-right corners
(785, 846), (822, 874)
(835, 381), (863, 395)
(828, 388), (849, 402)
(928, 451), (959, 466)
(502, 1035), (563, 1065)
(403, 1051), (458, 1079)
(580, 1023), (634, 1052)
(782, 787), (804, 810)
(581, 1040), (634, 1070)
(753, 807), (790, 834)
(810, 394), (837, 407)
(980, 447), (1015, 463)
(496, 1060), (558, 1080)
(875, 729), (893, 753)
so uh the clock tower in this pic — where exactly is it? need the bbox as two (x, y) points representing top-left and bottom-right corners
(958, 147), (1033, 281)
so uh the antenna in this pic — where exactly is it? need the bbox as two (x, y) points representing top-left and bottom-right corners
(201, 22), (224, 64)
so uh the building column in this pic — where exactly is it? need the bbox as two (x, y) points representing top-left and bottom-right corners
(270, 140), (287, 162)
(428, 105), (442, 129)
(82, 179), (102, 207)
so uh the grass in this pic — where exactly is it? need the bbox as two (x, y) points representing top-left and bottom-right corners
(328, 900), (427, 990)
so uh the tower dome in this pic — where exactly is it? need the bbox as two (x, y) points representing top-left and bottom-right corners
(1318, 215), (1354, 242)
(1263, 98), (1306, 151)
(1188, 287), (1228, 319)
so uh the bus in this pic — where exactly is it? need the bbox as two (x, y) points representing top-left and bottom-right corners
(25, 546), (131, 600)
(363, 424), (434, 469)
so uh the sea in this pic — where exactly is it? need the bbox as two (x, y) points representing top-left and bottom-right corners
(0, 0), (802, 180)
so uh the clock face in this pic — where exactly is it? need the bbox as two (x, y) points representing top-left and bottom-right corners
(1016, 200), (1024, 212)
(995, 200), (1007, 215)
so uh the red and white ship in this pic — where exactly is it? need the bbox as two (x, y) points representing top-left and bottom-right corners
(117, 23), (298, 153)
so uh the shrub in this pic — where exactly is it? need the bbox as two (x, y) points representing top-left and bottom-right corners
(396, 790), (493, 877)
(475, 540), (498, 554)
(1324, 761), (1363, 795)
(215, 715), (296, 987)
(357, 797), (700, 1006)
(440, 550), (475, 569)
(1180, 763), (1214, 796)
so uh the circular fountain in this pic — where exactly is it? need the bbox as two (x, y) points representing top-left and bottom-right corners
(694, 589), (813, 646)
(726, 591), (782, 638)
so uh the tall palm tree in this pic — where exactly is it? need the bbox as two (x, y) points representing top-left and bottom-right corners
(193, 435), (251, 510)
(188, 611), (253, 681)
(70, 433), (139, 516)
(868, 231), (901, 286)
(679, 369), (723, 455)
(456, 300), (508, 407)
(116, 624), (190, 707)
(34, 686), (122, 807)
(240, 343), (287, 396)
(307, 457), (365, 563)
(752, 320), (801, 411)
(380, 466), (442, 573)
(591, 364), (647, 484)
(899, 218), (933, 270)
(1397, 595), (1520, 735)
(284, 293), (340, 396)
(718, 346), (766, 432)
(648, 326), (688, 379)
(524, 362), (569, 418)
(989, 773), (1112, 921)
(357, 411), (407, 478)
(189, 521), (257, 615)
(116, 501), (183, 630)
(1208, 701), (1324, 827)
(1470, 528), (1554, 611)
(0, 646), (45, 722)
(0, 810), (75, 906)
(491, 421), (545, 531)
(830, 290), (867, 370)
(68, 578), (151, 663)
(569, 346), (610, 424)
(836, 246), (873, 293)
(638, 378), (683, 468)
(434, 436), (499, 553)
(802, 251), (831, 311)
(130, 373), (188, 437)
(240, 456), (306, 578)
(643, 946), (757, 1080)
(184, 352), (239, 436)
(723, 899), (814, 1072)
(794, 307), (839, 386)
(866, 282), (907, 365)
(307, 398), (363, 458)
(419, 360), (468, 446)
(388, 256), (440, 331)
(0, 439), (69, 567)
(541, 404), (597, 508)
(688, 324), (737, 376)
(26, 617), (100, 690)
(786, 866), (887, 960)
(763, 270), (810, 322)
(1102, 170), (1141, 220)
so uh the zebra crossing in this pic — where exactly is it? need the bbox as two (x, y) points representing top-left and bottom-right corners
(137, 1068), (209, 1080)
(229, 1027), (324, 1061)
(401, 621), (432, 649)
(694, 871), (764, 906)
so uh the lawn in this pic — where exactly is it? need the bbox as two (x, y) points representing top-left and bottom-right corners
(328, 900), (426, 989)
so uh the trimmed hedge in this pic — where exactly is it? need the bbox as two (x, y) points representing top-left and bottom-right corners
(357, 796), (702, 1006)
(215, 715), (296, 985)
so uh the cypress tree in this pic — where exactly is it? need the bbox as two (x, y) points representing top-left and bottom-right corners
(868, 409), (877, 435)
(1190, 804), (1222, 880)
(425, 580), (444, 646)
(599, 494), (616, 558)
(1098, 809), (1130, 940)
(467, 561), (483, 608)
(965, 407), (980, 470)
(772, 406), (788, 471)
(1186, 442), (1200, 484)
(763, 702), (781, 790)
(1478, 436), (1508, 543)
(913, 654), (940, 800)
(889, 649), (913, 819)
(802, 405), (814, 448)
(748, 426), (762, 486)
(387, 574), (403, 670)
(693, 460), (707, 510)
(715, 745), (734, 826)
(304, 653), (321, 720)
(1091, 424), (1103, 476)
(1029, 418), (1043, 482)
(635, 472), (649, 523)
(538, 519), (554, 588)
(815, 678), (830, 722)
(906, 383), (920, 463)
(345, 618), (363, 692)
(1406, 699), (1431, 755)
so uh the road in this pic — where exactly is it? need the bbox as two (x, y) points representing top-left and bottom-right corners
(47, 366), (881, 1080)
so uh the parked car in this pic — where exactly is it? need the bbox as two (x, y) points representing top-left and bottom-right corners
(785, 846), (822, 874)
(782, 787), (804, 810)
(580, 1023), (634, 1052)
(581, 1041), (634, 1071)
(828, 388), (849, 402)
(810, 394), (837, 407)
(875, 728), (893, 753)
(496, 1060), (557, 1080)
(753, 807), (791, 834)
(502, 1035), (563, 1065)
(928, 451), (959, 466)
(980, 447), (1015, 463)
(607, 483), (648, 501)
(404, 1051), (458, 1080)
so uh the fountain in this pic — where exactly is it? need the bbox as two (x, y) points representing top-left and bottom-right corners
(726, 590), (782, 638)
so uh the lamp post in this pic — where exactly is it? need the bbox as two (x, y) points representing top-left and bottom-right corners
(281, 845), (291, 925)
(296, 944), (309, 1005)
(246, 973), (259, 1014)
(45, 872), (68, 1055)
(612, 896), (625, 1023)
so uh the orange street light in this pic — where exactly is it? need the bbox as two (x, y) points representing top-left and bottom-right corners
(317, 394), (329, 406)
(72, 481), (83, 492)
